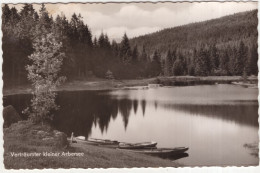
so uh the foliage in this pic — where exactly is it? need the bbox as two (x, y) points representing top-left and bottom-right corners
(23, 33), (66, 123)
(105, 70), (114, 80)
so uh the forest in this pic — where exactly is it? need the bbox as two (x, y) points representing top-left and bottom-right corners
(2, 4), (258, 87)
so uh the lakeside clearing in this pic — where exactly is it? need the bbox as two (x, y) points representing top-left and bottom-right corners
(4, 121), (181, 169)
(3, 76), (258, 96)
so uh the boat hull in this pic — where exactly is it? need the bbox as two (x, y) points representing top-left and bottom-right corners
(68, 138), (119, 148)
(119, 147), (189, 157)
(118, 142), (157, 149)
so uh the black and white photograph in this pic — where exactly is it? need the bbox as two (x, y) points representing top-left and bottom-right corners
(1, 0), (259, 169)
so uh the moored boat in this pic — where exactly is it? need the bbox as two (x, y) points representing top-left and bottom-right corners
(75, 136), (85, 140)
(119, 147), (189, 157)
(118, 141), (157, 149)
(68, 137), (119, 148)
(88, 138), (119, 145)
(148, 84), (162, 88)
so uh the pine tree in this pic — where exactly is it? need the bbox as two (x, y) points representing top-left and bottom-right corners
(18, 4), (36, 39)
(235, 41), (247, 75)
(132, 45), (138, 63)
(10, 7), (20, 25)
(172, 52), (185, 76)
(172, 58), (183, 76)
(2, 4), (11, 25)
(164, 50), (172, 76)
(228, 46), (237, 75)
(247, 44), (258, 75)
(103, 34), (111, 48)
(141, 45), (148, 62)
(20, 4), (34, 17)
(219, 48), (230, 75)
(194, 48), (209, 76)
(150, 50), (162, 76)
(111, 40), (118, 52)
(93, 37), (98, 47)
(210, 44), (219, 74)
(120, 33), (132, 64)
(98, 32), (105, 48)
(39, 4), (51, 29)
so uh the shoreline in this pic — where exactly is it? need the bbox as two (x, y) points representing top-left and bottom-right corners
(4, 121), (182, 168)
(3, 76), (258, 96)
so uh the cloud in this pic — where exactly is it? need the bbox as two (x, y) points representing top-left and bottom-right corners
(71, 2), (257, 41)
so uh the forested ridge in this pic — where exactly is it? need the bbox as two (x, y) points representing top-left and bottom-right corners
(130, 9), (258, 77)
(2, 4), (258, 87)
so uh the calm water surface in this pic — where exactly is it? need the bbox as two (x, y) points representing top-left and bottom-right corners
(4, 84), (259, 166)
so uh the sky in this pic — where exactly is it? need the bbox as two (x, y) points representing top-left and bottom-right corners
(8, 2), (258, 42)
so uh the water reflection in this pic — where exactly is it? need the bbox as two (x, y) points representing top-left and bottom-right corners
(3, 89), (258, 137)
(46, 91), (148, 137)
(141, 99), (146, 116)
(159, 152), (189, 161)
(3, 85), (258, 166)
(160, 103), (258, 127)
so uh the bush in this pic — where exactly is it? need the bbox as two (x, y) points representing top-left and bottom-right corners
(105, 70), (114, 80)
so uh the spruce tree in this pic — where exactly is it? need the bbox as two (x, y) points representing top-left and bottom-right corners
(132, 45), (138, 63)
(120, 33), (132, 64)
(141, 45), (148, 62)
(2, 4), (11, 26)
(247, 44), (258, 75)
(210, 44), (219, 74)
(150, 50), (162, 76)
(98, 32), (105, 48)
(235, 41), (247, 75)
(194, 48), (209, 76)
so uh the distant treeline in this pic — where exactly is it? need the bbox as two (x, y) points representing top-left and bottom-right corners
(2, 4), (258, 86)
(130, 9), (258, 77)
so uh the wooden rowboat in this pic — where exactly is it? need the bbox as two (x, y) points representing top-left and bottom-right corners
(88, 138), (119, 145)
(118, 141), (157, 149)
(68, 137), (119, 148)
(119, 147), (189, 157)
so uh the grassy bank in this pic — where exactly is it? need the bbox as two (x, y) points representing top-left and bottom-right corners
(4, 121), (181, 169)
(3, 76), (257, 96)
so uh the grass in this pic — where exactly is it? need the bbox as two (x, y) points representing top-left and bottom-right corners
(4, 120), (181, 169)
(3, 75), (258, 96)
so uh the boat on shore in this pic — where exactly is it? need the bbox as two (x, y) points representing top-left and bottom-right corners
(68, 137), (119, 148)
(148, 84), (162, 88)
(118, 141), (157, 149)
(119, 147), (189, 157)
(88, 138), (120, 145)
(231, 81), (257, 88)
(122, 86), (149, 90)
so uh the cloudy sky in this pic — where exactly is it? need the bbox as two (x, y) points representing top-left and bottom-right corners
(9, 2), (258, 41)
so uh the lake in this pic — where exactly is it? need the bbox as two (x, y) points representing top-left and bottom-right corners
(3, 84), (259, 166)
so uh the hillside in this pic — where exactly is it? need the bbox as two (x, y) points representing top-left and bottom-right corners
(130, 10), (258, 56)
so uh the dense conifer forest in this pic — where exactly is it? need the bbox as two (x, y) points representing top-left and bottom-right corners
(2, 4), (258, 87)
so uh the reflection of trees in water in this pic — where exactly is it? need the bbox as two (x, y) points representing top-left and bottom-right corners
(161, 103), (258, 127)
(141, 100), (146, 116)
(154, 101), (158, 110)
(50, 91), (146, 137)
(4, 91), (145, 138)
(118, 99), (132, 129)
(133, 99), (138, 114)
